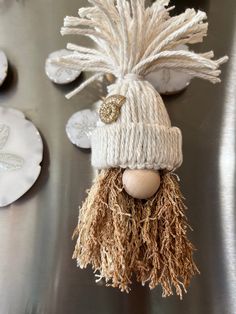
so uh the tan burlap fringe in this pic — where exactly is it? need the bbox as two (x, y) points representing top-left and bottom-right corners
(72, 168), (199, 298)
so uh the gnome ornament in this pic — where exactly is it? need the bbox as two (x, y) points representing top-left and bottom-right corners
(55, 0), (228, 298)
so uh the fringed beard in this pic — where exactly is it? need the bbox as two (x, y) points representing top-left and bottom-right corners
(72, 168), (199, 298)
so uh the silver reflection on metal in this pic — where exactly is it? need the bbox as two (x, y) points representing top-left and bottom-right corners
(218, 39), (236, 314)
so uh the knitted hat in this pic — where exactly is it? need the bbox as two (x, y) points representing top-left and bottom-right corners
(91, 78), (182, 170)
(55, 0), (228, 171)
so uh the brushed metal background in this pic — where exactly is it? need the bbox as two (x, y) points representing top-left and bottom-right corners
(0, 1), (235, 314)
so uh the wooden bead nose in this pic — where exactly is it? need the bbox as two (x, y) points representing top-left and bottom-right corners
(122, 169), (161, 199)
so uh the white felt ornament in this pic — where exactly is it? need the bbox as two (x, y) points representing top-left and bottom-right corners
(45, 49), (81, 84)
(66, 109), (99, 149)
(145, 45), (192, 94)
(0, 50), (8, 86)
(0, 107), (43, 207)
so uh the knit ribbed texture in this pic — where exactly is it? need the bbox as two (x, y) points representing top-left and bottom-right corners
(92, 79), (183, 170)
(56, 0), (227, 171)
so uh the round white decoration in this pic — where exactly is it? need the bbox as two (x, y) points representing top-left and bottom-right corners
(0, 50), (8, 86)
(146, 69), (191, 95)
(66, 109), (99, 149)
(0, 107), (43, 207)
(145, 45), (192, 95)
(45, 49), (81, 84)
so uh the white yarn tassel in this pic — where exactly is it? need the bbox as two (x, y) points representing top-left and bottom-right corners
(52, 0), (228, 98)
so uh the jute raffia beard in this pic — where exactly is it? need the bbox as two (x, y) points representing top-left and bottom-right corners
(54, 0), (228, 298)
(72, 169), (198, 298)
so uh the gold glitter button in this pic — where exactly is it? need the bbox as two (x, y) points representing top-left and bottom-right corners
(99, 95), (126, 124)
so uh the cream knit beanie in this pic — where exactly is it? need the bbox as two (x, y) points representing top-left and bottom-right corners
(92, 78), (182, 170)
(54, 0), (228, 173)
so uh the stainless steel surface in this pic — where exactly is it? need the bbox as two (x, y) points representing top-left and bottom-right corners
(0, 1), (235, 313)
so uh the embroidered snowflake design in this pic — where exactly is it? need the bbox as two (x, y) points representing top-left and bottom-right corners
(73, 117), (95, 140)
(54, 67), (75, 80)
(0, 124), (24, 172)
(72, 111), (98, 141)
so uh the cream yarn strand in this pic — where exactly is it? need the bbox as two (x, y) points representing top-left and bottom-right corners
(52, 0), (228, 97)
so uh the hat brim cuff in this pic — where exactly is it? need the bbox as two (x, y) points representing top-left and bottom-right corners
(91, 123), (182, 171)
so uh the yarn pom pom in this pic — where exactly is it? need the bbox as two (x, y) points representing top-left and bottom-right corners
(54, 0), (228, 99)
